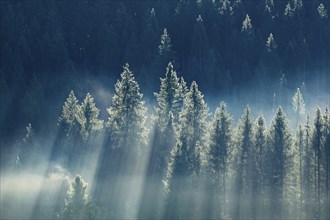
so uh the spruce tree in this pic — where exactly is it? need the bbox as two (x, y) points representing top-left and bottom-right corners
(76, 93), (103, 141)
(252, 113), (267, 218)
(54, 90), (80, 165)
(292, 88), (305, 126)
(154, 62), (181, 126)
(63, 175), (99, 219)
(164, 81), (208, 218)
(106, 63), (148, 158)
(268, 107), (292, 218)
(207, 101), (233, 218)
(234, 106), (254, 219)
(58, 91), (79, 138)
(312, 108), (323, 218)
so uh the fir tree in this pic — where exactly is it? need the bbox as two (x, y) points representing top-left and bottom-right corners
(234, 106), (254, 219)
(266, 33), (277, 52)
(207, 101), (233, 218)
(63, 175), (99, 219)
(268, 107), (292, 218)
(106, 63), (148, 156)
(312, 108), (323, 218)
(292, 88), (305, 126)
(164, 81), (208, 218)
(154, 62), (181, 126)
(76, 93), (103, 141)
(58, 90), (79, 137)
(252, 113), (267, 218)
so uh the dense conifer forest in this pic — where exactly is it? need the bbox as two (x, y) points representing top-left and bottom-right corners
(0, 0), (329, 219)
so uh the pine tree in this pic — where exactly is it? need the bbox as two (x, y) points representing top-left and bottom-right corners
(207, 101), (233, 218)
(63, 175), (99, 219)
(106, 63), (148, 157)
(252, 113), (267, 218)
(158, 28), (174, 68)
(241, 14), (252, 33)
(154, 62), (181, 127)
(58, 91), (79, 138)
(76, 93), (103, 141)
(268, 107), (292, 218)
(234, 106), (254, 219)
(54, 90), (80, 164)
(292, 88), (305, 126)
(312, 108), (323, 219)
(164, 81), (208, 218)
(303, 114), (313, 218)
(266, 33), (277, 52)
(323, 107), (330, 218)
(296, 124), (304, 217)
(19, 123), (38, 167)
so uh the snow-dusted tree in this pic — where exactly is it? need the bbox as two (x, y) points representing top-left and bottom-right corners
(266, 33), (277, 52)
(158, 28), (174, 67)
(178, 76), (188, 111)
(106, 63), (148, 163)
(140, 63), (181, 218)
(268, 107), (292, 219)
(311, 108), (323, 218)
(63, 175), (99, 219)
(296, 124), (304, 217)
(292, 88), (305, 126)
(164, 81), (209, 218)
(241, 14), (252, 33)
(58, 90), (79, 138)
(233, 106), (254, 219)
(53, 91), (80, 165)
(323, 107), (330, 218)
(318, 3), (328, 19)
(155, 62), (181, 126)
(19, 123), (38, 166)
(207, 101), (233, 218)
(76, 93), (103, 141)
(252, 113), (268, 218)
(303, 114), (313, 218)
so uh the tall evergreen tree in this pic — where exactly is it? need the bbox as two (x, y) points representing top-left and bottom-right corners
(311, 108), (323, 219)
(323, 107), (330, 218)
(106, 63), (148, 158)
(54, 90), (80, 163)
(63, 175), (99, 219)
(233, 106), (254, 219)
(164, 81), (208, 219)
(268, 107), (292, 218)
(292, 88), (306, 126)
(207, 101), (233, 218)
(154, 62), (182, 126)
(76, 93), (103, 141)
(252, 113), (268, 218)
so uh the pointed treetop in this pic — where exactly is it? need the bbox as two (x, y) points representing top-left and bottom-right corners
(284, 3), (294, 17)
(242, 14), (252, 32)
(150, 8), (156, 17)
(266, 33), (277, 52)
(318, 3), (328, 19)
(159, 28), (172, 55)
(292, 88), (305, 115)
(196, 14), (203, 22)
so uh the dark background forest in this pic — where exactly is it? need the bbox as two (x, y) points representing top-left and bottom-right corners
(0, 0), (330, 219)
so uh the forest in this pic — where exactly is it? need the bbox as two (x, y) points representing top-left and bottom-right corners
(0, 0), (329, 219)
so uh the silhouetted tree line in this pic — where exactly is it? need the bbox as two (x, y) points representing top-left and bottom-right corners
(11, 63), (330, 219)
(1, 0), (329, 139)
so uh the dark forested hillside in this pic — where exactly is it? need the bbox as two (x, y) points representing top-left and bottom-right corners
(0, 0), (329, 219)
